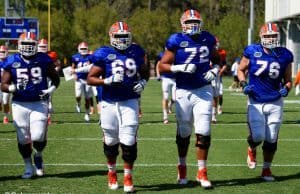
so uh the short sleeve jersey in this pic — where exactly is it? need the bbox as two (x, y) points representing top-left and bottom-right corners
(89, 44), (145, 102)
(243, 44), (293, 102)
(3, 53), (53, 102)
(71, 53), (91, 80)
(165, 31), (217, 89)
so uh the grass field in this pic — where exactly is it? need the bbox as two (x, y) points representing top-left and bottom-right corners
(1, 77), (300, 194)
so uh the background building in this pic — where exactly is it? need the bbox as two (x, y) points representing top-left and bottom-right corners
(265, 0), (300, 76)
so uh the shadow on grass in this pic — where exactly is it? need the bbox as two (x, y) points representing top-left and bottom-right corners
(0, 169), (123, 182)
(213, 172), (300, 187)
(135, 172), (300, 192)
(0, 130), (15, 134)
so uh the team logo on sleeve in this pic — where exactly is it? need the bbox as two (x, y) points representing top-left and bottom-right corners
(108, 54), (116, 60)
(180, 41), (189, 47)
(12, 62), (21, 68)
(254, 52), (262, 58)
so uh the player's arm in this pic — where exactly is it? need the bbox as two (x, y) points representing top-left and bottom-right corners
(155, 60), (161, 78)
(86, 65), (105, 86)
(1, 69), (13, 93)
(158, 50), (175, 73)
(47, 63), (60, 88)
(237, 56), (249, 82)
(140, 55), (150, 81)
(54, 59), (62, 72)
(283, 63), (292, 91)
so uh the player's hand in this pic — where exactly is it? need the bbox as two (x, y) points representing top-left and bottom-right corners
(279, 86), (289, 97)
(104, 73), (124, 85)
(156, 76), (161, 81)
(240, 81), (253, 95)
(39, 85), (57, 100)
(9, 79), (28, 92)
(170, 63), (196, 73)
(203, 65), (219, 82)
(133, 79), (147, 94)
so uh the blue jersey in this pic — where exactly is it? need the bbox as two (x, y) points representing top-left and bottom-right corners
(244, 44), (293, 102)
(165, 31), (217, 89)
(96, 86), (103, 102)
(3, 53), (53, 102)
(157, 52), (175, 79)
(71, 53), (91, 80)
(89, 44), (145, 102)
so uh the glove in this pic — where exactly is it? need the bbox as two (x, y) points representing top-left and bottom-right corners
(39, 85), (57, 100)
(240, 81), (253, 95)
(279, 86), (289, 97)
(133, 79), (147, 94)
(203, 65), (219, 82)
(104, 73), (124, 85)
(8, 79), (28, 93)
(170, 63), (196, 73)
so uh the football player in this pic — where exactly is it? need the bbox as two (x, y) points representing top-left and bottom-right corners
(87, 21), (149, 192)
(0, 45), (11, 124)
(158, 9), (220, 188)
(37, 38), (62, 124)
(211, 37), (227, 123)
(156, 51), (176, 124)
(71, 42), (93, 122)
(1, 32), (60, 179)
(238, 23), (293, 182)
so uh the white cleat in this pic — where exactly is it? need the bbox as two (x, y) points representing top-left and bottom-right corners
(84, 114), (90, 122)
(177, 178), (188, 185)
(177, 164), (188, 185)
(76, 105), (81, 113)
(247, 147), (257, 169)
(34, 154), (44, 177)
(261, 168), (275, 182)
(108, 171), (118, 190)
(22, 165), (34, 179)
(124, 174), (134, 192)
(196, 168), (212, 189)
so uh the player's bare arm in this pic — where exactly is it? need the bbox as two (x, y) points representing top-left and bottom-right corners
(86, 65), (104, 86)
(1, 70), (12, 93)
(140, 55), (150, 81)
(158, 50), (175, 73)
(237, 56), (249, 82)
(210, 49), (221, 66)
(47, 63), (60, 88)
(283, 63), (292, 90)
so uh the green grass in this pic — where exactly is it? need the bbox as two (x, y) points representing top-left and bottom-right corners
(1, 77), (300, 194)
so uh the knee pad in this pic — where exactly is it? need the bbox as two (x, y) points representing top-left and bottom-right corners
(176, 135), (190, 149)
(247, 135), (262, 149)
(33, 141), (47, 152)
(18, 143), (32, 158)
(262, 141), (277, 153)
(195, 134), (211, 150)
(103, 143), (119, 158)
(121, 143), (137, 163)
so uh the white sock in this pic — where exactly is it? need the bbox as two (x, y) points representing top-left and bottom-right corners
(198, 160), (206, 170)
(107, 162), (116, 172)
(124, 168), (132, 176)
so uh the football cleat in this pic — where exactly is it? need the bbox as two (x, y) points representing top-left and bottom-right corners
(211, 117), (217, 124)
(177, 164), (188, 185)
(34, 154), (44, 176)
(123, 174), (134, 192)
(108, 171), (118, 190)
(47, 116), (52, 125)
(22, 164), (34, 179)
(261, 167), (275, 182)
(3, 116), (9, 124)
(217, 106), (222, 115)
(247, 147), (257, 169)
(84, 114), (90, 122)
(76, 104), (81, 113)
(196, 168), (212, 189)
(163, 119), (169, 124)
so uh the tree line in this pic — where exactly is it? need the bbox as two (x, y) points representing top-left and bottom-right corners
(0, 0), (265, 68)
